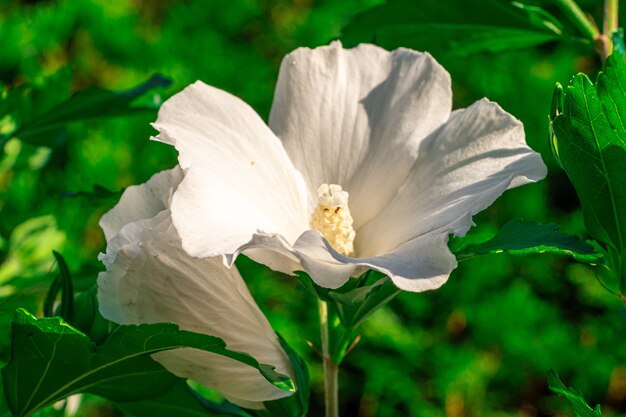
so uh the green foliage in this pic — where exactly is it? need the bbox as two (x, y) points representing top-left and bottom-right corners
(551, 49), (626, 250)
(341, 0), (572, 56)
(328, 276), (399, 331)
(548, 370), (603, 417)
(117, 382), (250, 417)
(0, 216), (65, 285)
(70, 287), (114, 345)
(451, 219), (602, 263)
(262, 336), (310, 417)
(60, 184), (123, 207)
(551, 32), (626, 289)
(1, 309), (294, 417)
(0, 0), (623, 416)
(43, 251), (73, 322)
(297, 271), (400, 364)
(2, 74), (171, 148)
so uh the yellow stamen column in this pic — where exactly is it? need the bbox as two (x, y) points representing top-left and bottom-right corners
(310, 184), (356, 257)
(310, 184), (354, 417)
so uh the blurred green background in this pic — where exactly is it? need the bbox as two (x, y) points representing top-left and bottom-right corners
(1, 0), (626, 416)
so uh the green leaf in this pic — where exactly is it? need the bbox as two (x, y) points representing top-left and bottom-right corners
(551, 43), (626, 254)
(341, 0), (570, 57)
(329, 276), (400, 330)
(297, 270), (400, 364)
(547, 370), (602, 417)
(70, 286), (116, 344)
(451, 219), (602, 263)
(0, 216), (66, 286)
(511, 2), (563, 34)
(0, 68), (72, 144)
(612, 29), (626, 56)
(116, 382), (250, 417)
(1, 309), (294, 417)
(550, 82), (565, 167)
(295, 272), (333, 302)
(60, 184), (124, 207)
(11, 74), (171, 146)
(296, 270), (400, 330)
(263, 336), (310, 417)
(43, 251), (74, 322)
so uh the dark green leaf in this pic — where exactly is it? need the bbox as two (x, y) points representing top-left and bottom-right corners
(341, 0), (570, 57)
(66, 285), (116, 344)
(511, 2), (563, 34)
(547, 370), (602, 417)
(612, 29), (625, 56)
(53, 251), (73, 322)
(0, 68), (72, 142)
(263, 336), (310, 417)
(551, 44), (626, 254)
(550, 82), (565, 167)
(296, 270), (399, 332)
(330, 276), (400, 330)
(61, 185), (124, 207)
(117, 382), (250, 417)
(451, 219), (601, 263)
(12, 74), (171, 146)
(1, 309), (294, 417)
(42, 274), (62, 319)
(295, 272), (333, 302)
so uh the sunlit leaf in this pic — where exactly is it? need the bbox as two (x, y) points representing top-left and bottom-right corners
(0, 216), (66, 285)
(451, 219), (601, 263)
(551, 34), (626, 254)
(547, 370), (602, 417)
(1, 309), (294, 417)
(341, 0), (572, 56)
(9, 74), (171, 147)
(263, 335), (310, 417)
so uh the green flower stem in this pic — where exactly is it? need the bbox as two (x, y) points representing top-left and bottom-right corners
(318, 300), (339, 417)
(604, 0), (619, 36)
(554, 0), (600, 41)
(592, 0), (620, 59)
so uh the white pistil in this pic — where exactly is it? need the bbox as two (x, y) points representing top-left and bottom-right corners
(309, 184), (356, 257)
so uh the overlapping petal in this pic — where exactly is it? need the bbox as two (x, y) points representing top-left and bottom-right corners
(99, 166), (183, 241)
(358, 99), (547, 257)
(295, 229), (456, 291)
(98, 169), (294, 408)
(152, 82), (309, 258)
(270, 42), (452, 227)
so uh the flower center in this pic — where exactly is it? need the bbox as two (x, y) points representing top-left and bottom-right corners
(309, 184), (356, 257)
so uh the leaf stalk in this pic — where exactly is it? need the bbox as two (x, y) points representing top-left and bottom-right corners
(604, 0), (619, 36)
(596, 0), (620, 59)
(554, 0), (600, 41)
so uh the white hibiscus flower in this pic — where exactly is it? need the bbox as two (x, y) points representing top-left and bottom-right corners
(151, 41), (547, 292)
(97, 167), (294, 409)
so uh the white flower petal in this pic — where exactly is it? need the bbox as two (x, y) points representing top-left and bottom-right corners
(294, 229), (456, 291)
(293, 231), (358, 288)
(231, 232), (302, 276)
(357, 99), (547, 257)
(152, 81), (309, 258)
(99, 167), (183, 241)
(270, 41), (452, 228)
(365, 232), (457, 292)
(98, 211), (293, 408)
